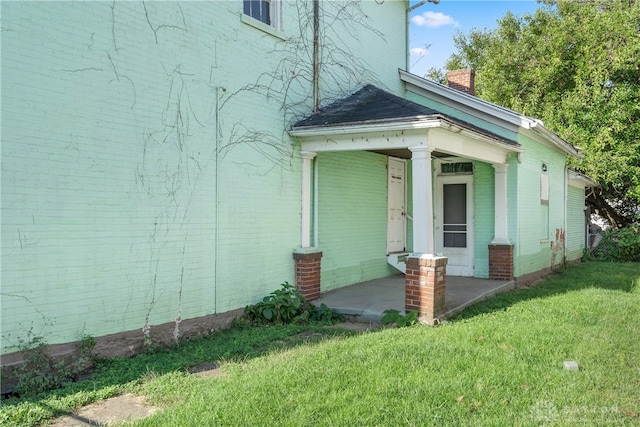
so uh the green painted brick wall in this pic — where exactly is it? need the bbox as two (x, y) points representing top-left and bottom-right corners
(405, 93), (519, 142)
(513, 135), (568, 277)
(317, 151), (396, 291)
(567, 185), (586, 261)
(1, 0), (407, 354)
(472, 161), (495, 278)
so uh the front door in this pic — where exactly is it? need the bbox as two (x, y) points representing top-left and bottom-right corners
(436, 175), (474, 276)
(387, 157), (406, 253)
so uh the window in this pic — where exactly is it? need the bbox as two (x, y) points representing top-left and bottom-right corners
(441, 162), (473, 175)
(540, 164), (549, 203)
(540, 163), (549, 240)
(244, 0), (280, 29)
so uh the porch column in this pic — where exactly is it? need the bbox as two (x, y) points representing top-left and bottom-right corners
(409, 146), (435, 254)
(300, 151), (317, 248)
(294, 151), (322, 300)
(492, 163), (509, 244)
(489, 163), (514, 280)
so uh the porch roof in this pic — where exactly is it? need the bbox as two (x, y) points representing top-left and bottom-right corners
(293, 84), (440, 129)
(289, 84), (523, 165)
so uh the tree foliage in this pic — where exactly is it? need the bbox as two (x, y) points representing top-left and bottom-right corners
(442, 0), (640, 227)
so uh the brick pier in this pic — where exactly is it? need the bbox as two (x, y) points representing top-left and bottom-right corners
(488, 243), (514, 280)
(405, 254), (448, 325)
(292, 250), (323, 300)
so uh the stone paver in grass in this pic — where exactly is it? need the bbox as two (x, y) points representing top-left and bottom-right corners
(48, 393), (158, 427)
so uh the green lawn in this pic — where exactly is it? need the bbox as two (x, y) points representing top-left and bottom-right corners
(2, 262), (639, 426)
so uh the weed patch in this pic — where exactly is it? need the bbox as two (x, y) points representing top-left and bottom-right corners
(242, 282), (344, 325)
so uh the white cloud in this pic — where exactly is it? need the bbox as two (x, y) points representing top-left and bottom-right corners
(411, 11), (458, 28)
(410, 47), (429, 57)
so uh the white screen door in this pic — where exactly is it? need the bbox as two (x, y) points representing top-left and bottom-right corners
(436, 175), (474, 276)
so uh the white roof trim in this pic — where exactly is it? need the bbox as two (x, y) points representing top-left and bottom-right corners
(291, 117), (523, 166)
(568, 169), (597, 188)
(525, 123), (583, 159)
(399, 69), (582, 159)
(290, 116), (522, 153)
(290, 116), (441, 137)
(400, 69), (530, 129)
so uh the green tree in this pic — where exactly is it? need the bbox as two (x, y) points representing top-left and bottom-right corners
(442, 0), (640, 227)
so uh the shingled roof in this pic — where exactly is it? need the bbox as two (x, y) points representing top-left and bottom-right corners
(291, 85), (518, 147)
(292, 85), (439, 128)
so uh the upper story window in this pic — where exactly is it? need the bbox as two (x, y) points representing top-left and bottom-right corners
(244, 0), (280, 29)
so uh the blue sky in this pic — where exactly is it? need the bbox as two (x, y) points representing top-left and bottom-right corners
(409, 0), (542, 77)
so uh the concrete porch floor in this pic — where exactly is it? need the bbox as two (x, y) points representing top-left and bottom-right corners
(314, 275), (515, 323)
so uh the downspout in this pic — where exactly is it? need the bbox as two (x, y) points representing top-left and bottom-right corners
(214, 86), (225, 313)
(564, 166), (568, 264)
(313, 0), (320, 112)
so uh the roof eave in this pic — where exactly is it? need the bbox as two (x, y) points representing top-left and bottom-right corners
(568, 169), (597, 188)
(289, 116), (442, 137)
(399, 69), (535, 129)
(399, 69), (583, 159)
(289, 117), (523, 154)
(527, 123), (583, 159)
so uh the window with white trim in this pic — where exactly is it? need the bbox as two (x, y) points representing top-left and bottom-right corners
(243, 0), (280, 29)
(441, 162), (473, 175)
(540, 163), (549, 240)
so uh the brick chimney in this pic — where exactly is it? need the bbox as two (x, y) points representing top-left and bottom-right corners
(446, 68), (475, 96)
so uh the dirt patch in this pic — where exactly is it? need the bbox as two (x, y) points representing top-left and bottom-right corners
(293, 331), (327, 340)
(188, 362), (226, 378)
(331, 321), (380, 332)
(48, 393), (159, 427)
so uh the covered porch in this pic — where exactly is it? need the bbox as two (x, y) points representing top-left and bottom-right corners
(290, 83), (522, 324)
(315, 275), (515, 324)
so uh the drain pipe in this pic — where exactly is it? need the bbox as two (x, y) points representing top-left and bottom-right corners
(564, 166), (568, 264)
(214, 86), (225, 314)
(313, 0), (320, 112)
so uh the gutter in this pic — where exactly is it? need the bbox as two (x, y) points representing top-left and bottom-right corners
(399, 69), (583, 159)
(289, 116), (524, 154)
(568, 169), (597, 188)
(527, 121), (583, 159)
(400, 70), (527, 129)
(290, 115), (442, 136)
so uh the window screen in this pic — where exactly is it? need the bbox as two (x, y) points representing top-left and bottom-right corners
(443, 183), (467, 248)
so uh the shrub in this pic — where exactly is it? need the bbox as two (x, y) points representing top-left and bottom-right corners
(6, 332), (97, 397)
(243, 282), (344, 325)
(591, 224), (640, 262)
(380, 309), (419, 327)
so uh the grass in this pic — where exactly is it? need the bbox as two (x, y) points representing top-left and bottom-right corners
(2, 262), (639, 426)
(0, 324), (357, 426)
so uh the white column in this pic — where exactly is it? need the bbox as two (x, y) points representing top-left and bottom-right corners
(410, 146), (435, 254)
(492, 163), (510, 244)
(301, 151), (317, 248)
